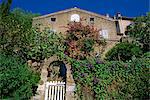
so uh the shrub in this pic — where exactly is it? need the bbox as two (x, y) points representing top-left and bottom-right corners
(71, 58), (149, 99)
(143, 52), (150, 59)
(27, 29), (65, 61)
(0, 54), (40, 99)
(105, 42), (142, 61)
(80, 38), (95, 52)
(126, 13), (150, 52)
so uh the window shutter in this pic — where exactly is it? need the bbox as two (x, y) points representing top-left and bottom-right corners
(99, 30), (108, 39)
(103, 30), (108, 39)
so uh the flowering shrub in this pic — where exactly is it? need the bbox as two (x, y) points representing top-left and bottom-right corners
(64, 22), (106, 59)
(71, 58), (149, 99)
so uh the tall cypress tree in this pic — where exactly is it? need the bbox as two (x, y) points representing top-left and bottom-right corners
(0, 0), (12, 50)
(0, 0), (12, 17)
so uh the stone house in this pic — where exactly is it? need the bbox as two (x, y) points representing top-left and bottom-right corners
(32, 7), (133, 56)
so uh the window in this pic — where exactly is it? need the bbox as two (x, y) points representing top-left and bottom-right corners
(90, 18), (94, 22)
(71, 14), (80, 22)
(99, 30), (108, 39)
(51, 18), (56, 22)
(90, 18), (94, 24)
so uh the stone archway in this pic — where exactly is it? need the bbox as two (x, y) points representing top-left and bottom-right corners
(33, 56), (76, 100)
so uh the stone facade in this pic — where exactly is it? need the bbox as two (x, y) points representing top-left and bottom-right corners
(33, 8), (118, 39)
(32, 7), (133, 56)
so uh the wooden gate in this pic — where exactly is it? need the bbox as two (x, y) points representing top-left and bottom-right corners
(44, 81), (65, 100)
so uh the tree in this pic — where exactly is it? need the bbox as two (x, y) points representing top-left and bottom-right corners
(0, 0), (12, 17)
(0, 0), (12, 51)
(126, 13), (150, 52)
(105, 42), (142, 61)
(0, 8), (39, 60)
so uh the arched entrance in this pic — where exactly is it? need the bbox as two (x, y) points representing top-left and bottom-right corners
(47, 60), (67, 82)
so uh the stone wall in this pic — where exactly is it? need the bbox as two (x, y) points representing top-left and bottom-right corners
(65, 63), (76, 100)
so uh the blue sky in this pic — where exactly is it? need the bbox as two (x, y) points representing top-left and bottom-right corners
(10, 0), (150, 17)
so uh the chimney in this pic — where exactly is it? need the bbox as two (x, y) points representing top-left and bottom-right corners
(116, 12), (121, 19)
(114, 15), (116, 19)
(106, 13), (109, 18)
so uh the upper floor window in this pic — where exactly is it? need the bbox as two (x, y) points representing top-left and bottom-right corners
(90, 18), (94, 21)
(51, 18), (56, 22)
(99, 30), (108, 39)
(90, 17), (94, 24)
(71, 14), (80, 22)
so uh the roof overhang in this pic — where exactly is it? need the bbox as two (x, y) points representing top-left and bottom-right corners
(33, 7), (115, 21)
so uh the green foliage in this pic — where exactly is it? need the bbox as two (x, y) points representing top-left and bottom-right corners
(81, 38), (95, 52)
(127, 13), (150, 52)
(105, 42), (142, 61)
(0, 0), (12, 17)
(27, 29), (65, 61)
(0, 8), (39, 59)
(71, 58), (149, 99)
(0, 5), (41, 99)
(143, 52), (150, 59)
(0, 8), (64, 61)
(0, 53), (40, 99)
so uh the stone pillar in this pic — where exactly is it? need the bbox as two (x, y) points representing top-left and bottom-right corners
(33, 58), (48, 100)
(35, 56), (58, 100)
(65, 63), (76, 100)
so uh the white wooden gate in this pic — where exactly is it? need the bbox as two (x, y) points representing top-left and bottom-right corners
(44, 81), (65, 100)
